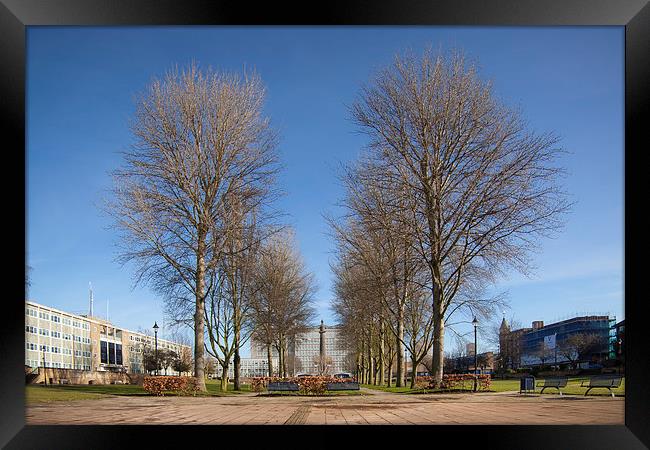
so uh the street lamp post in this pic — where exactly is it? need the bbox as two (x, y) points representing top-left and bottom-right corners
(153, 322), (159, 376)
(472, 317), (479, 392)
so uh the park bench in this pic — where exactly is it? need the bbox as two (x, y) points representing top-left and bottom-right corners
(267, 381), (299, 392)
(326, 382), (360, 391)
(581, 376), (622, 397)
(537, 377), (568, 395)
(59, 379), (70, 385)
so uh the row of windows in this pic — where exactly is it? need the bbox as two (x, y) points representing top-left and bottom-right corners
(25, 326), (90, 343)
(26, 358), (91, 370)
(27, 343), (91, 357)
(27, 308), (91, 329)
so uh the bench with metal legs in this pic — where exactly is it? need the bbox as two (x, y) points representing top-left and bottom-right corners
(581, 376), (622, 398)
(537, 377), (568, 396)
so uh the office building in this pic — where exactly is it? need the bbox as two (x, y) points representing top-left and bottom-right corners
(499, 315), (616, 368)
(25, 300), (191, 375)
(241, 321), (352, 377)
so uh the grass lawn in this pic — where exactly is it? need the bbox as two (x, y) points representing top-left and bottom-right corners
(26, 379), (253, 404)
(362, 377), (625, 397)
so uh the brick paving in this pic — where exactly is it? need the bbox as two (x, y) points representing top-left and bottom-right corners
(25, 388), (624, 425)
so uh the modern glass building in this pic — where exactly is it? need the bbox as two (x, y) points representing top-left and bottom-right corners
(517, 315), (616, 367)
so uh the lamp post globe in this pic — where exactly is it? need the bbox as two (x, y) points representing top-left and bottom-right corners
(472, 317), (479, 392)
(153, 322), (159, 376)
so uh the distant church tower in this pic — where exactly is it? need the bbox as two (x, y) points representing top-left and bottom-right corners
(499, 315), (511, 369)
(499, 316), (510, 336)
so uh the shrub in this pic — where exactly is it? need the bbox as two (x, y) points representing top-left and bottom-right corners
(250, 376), (358, 395)
(417, 374), (491, 391)
(143, 376), (201, 396)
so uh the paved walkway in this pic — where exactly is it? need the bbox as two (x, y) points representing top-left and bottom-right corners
(26, 390), (624, 425)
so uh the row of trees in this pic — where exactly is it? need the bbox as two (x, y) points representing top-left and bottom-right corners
(329, 49), (569, 387)
(107, 63), (315, 391)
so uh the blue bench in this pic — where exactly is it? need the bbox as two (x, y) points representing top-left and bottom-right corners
(326, 382), (360, 391)
(267, 381), (299, 391)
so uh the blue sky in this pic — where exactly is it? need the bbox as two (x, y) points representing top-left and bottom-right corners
(26, 26), (624, 353)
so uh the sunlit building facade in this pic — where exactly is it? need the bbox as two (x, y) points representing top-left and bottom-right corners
(25, 300), (190, 374)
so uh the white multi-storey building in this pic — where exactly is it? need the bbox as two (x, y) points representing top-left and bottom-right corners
(292, 322), (349, 375)
(241, 321), (351, 377)
(25, 300), (191, 374)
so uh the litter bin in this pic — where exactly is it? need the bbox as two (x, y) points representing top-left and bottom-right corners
(520, 376), (535, 394)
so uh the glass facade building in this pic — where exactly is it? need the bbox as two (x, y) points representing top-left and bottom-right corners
(518, 316), (616, 366)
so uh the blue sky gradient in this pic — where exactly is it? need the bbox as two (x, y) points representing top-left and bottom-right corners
(26, 27), (624, 353)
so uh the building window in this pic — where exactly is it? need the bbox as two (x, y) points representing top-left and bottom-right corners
(108, 342), (116, 364)
(100, 341), (108, 364)
(116, 344), (123, 365)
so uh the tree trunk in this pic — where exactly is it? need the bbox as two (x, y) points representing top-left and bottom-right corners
(220, 363), (228, 392)
(379, 320), (385, 385)
(410, 355), (418, 389)
(193, 227), (207, 392)
(357, 339), (366, 384)
(431, 299), (445, 386)
(267, 344), (273, 377)
(280, 344), (285, 377)
(233, 308), (241, 390)
(368, 338), (375, 385)
(233, 346), (241, 390)
(396, 306), (405, 387)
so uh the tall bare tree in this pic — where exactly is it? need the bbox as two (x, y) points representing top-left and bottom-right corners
(106, 62), (279, 391)
(250, 230), (316, 377)
(350, 48), (570, 384)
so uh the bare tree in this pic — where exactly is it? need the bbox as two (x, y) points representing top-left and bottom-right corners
(106, 62), (279, 391)
(172, 347), (193, 375)
(532, 341), (554, 368)
(250, 229), (316, 378)
(329, 170), (423, 387)
(204, 356), (217, 378)
(349, 48), (570, 384)
(557, 333), (606, 369)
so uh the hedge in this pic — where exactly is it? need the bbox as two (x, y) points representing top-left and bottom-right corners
(142, 376), (201, 396)
(251, 376), (358, 394)
(416, 374), (492, 391)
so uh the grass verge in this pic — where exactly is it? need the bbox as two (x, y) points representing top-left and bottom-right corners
(26, 380), (253, 403)
(362, 377), (625, 397)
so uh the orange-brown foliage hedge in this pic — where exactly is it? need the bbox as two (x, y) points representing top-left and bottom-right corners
(417, 374), (491, 391)
(250, 376), (357, 394)
(143, 376), (201, 396)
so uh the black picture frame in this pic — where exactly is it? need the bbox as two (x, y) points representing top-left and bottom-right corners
(2, 0), (647, 448)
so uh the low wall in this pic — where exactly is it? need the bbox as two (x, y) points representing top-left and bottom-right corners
(28, 368), (145, 385)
